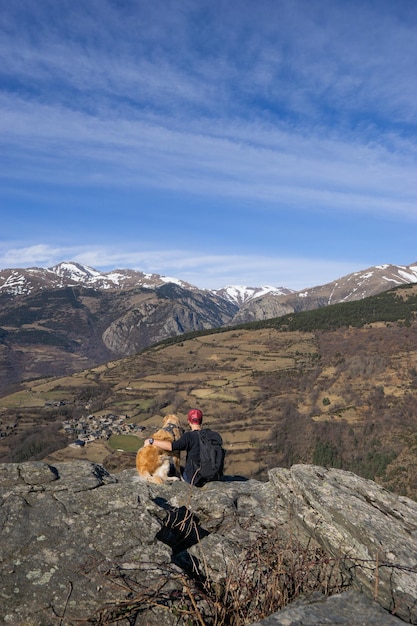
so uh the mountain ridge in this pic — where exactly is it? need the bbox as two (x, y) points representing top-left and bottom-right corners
(1, 260), (417, 309)
(1, 260), (417, 395)
(232, 262), (417, 323)
(0, 261), (199, 297)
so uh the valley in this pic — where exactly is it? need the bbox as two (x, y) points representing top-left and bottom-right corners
(2, 315), (417, 498)
(2, 265), (417, 499)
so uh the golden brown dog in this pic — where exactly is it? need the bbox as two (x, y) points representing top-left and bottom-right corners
(135, 414), (183, 484)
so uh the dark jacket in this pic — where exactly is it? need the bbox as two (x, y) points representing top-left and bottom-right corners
(172, 428), (224, 486)
(172, 430), (201, 483)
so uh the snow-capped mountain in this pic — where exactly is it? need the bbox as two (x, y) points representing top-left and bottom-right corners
(1, 261), (417, 310)
(231, 263), (417, 323)
(0, 261), (287, 305)
(50, 261), (197, 291)
(296, 263), (417, 304)
(0, 261), (198, 296)
(212, 284), (294, 307)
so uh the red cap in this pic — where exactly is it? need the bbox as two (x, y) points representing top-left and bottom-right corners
(188, 409), (203, 424)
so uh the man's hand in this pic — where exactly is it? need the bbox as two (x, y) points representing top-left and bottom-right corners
(143, 438), (173, 451)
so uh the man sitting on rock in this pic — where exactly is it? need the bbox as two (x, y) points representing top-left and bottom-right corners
(144, 408), (224, 486)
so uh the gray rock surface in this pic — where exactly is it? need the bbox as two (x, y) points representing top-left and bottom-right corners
(0, 461), (416, 625)
(269, 465), (417, 624)
(249, 590), (406, 625)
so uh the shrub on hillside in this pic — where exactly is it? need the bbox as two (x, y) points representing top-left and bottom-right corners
(8, 423), (68, 463)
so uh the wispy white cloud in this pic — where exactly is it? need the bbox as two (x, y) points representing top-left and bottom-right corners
(1, 1), (417, 288)
(0, 242), (364, 291)
(1, 92), (416, 220)
(0, 244), (73, 269)
(2, 0), (417, 124)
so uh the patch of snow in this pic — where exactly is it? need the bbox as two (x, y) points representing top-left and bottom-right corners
(213, 284), (292, 306)
(397, 269), (417, 283)
(358, 271), (374, 280)
(104, 272), (127, 284)
(160, 276), (184, 286)
(51, 262), (101, 281)
(382, 277), (403, 284)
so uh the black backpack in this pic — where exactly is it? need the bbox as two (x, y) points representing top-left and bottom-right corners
(197, 429), (225, 484)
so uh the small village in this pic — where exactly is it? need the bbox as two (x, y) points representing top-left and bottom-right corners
(62, 413), (144, 446)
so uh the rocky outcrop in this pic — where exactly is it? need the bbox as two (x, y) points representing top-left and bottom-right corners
(231, 296), (295, 324)
(251, 590), (406, 625)
(268, 466), (417, 624)
(1, 462), (416, 625)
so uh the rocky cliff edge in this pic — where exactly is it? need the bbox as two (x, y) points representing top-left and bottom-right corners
(1, 462), (416, 625)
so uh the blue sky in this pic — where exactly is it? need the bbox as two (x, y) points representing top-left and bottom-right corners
(1, 0), (417, 290)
